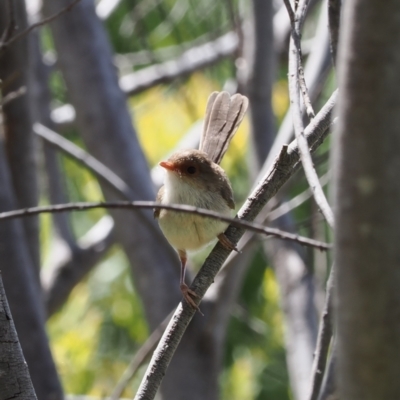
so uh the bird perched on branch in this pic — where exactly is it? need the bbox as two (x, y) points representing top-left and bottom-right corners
(154, 91), (248, 311)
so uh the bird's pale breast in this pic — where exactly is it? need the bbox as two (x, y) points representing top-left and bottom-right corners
(158, 172), (231, 251)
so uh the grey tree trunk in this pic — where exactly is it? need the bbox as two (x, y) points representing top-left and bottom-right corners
(0, 274), (38, 400)
(334, 0), (400, 398)
(0, 0), (40, 280)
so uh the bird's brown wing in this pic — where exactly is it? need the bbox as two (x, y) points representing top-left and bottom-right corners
(199, 91), (249, 165)
(220, 184), (235, 210)
(154, 185), (165, 219)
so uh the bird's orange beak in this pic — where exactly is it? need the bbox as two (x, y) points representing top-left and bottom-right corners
(159, 161), (175, 171)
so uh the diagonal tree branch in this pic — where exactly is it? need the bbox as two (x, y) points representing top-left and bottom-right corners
(0, 86), (26, 106)
(268, 172), (330, 221)
(34, 123), (136, 201)
(317, 342), (337, 400)
(307, 266), (334, 400)
(119, 31), (238, 96)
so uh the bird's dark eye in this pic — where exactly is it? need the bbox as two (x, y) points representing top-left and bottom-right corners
(187, 166), (196, 174)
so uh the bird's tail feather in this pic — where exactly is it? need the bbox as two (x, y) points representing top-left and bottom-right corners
(199, 91), (249, 165)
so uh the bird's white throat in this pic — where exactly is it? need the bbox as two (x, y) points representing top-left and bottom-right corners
(163, 170), (199, 206)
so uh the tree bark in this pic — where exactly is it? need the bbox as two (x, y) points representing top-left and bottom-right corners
(0, 273), (38, 400)
(334, 0), (400, 398)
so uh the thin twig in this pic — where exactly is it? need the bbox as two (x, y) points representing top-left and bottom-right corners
(283, 0), (315, 120)
(133, 89), (337, 400)
(0, 201), (331, 251)
(316, 347), (337, 400)
(268, 171), (330, 221)
(0, 0), (82, 50)
(308, 266), (334, 400)
(0, 86), (26, 107)
(282, 0), (296, 26)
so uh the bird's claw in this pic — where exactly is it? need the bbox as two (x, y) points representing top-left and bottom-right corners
(180, 284), (203, 315)
(218, 233), (241, 253)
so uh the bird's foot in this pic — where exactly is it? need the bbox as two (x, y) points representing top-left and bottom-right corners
(218, 233), (241, 253)
(180, 283), (203, 315)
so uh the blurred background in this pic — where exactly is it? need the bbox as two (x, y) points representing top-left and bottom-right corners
(0, 0), (336, 399)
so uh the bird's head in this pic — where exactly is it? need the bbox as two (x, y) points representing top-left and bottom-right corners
(159, 149), (227, 192)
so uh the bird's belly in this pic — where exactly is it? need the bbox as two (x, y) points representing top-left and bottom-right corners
(158, 210), (229, 251)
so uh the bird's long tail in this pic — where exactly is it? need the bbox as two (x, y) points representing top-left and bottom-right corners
(199, 91), (249, 165)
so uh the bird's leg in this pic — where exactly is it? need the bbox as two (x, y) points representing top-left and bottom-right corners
(218, 233), (241, 253)
(178, 249), (202, 314)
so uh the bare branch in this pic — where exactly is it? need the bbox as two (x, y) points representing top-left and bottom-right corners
(0, 201), (331, 251)
(133, 89), (337, 400)
(0, 85), (26, 106)
(283, 0), (315, 120)
(34, 123), (135, 200)
(0, 0), (82, 50)
(282, 0), (296, 26)
(268, 172), (330, 221)
(287, 22), (335, 228)
(317, 346), (337, 400)
(308, 267), (334, 400)
(116, 31), (234, 70)
(120, 32), (238, 95)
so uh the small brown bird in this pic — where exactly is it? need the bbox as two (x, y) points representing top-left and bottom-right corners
(154, 91), (248, 310)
